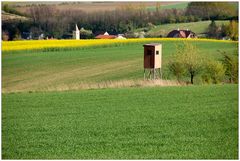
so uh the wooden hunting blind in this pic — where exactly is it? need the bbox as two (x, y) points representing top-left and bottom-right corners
(143, 43), (162, 79)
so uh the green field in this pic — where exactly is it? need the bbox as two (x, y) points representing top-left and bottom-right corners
(2, 39), (239, 159)
(147, 2), (189, 11)
(136, 20), (229, 37)
(2, 40), (237, 93)
(2, 84), (238, 159)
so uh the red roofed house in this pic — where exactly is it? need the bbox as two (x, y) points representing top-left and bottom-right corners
(167, 29), (197, 38)
(95, 31), (126, 39)
(95, 32), (117, 39)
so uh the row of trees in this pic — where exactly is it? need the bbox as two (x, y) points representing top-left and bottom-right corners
(2, 2), (238, 40)
(168, 42), (238, 84)
(206, 20), (238, 40)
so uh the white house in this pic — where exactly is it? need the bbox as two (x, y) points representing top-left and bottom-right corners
(115, 34), (126, 39)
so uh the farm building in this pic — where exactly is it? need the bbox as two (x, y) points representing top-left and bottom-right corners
(115, 34), (127, 39)
(95, 31), (126, 39)
(167, 29), (197, 38)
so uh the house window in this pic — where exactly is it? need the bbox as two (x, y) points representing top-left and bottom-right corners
(156, 50), (159, 55)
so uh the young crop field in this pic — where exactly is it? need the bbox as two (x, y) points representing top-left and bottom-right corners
(1, 0), (239, 159)
(2, 39), (238, 93)
(2, 85), (238, 159)
(2, 39), (238, 159)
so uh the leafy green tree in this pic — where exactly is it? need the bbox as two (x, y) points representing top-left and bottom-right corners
(169, 42), (203, 84)
(80, 28), (93, 39)
(206, 20), (220, 38)
(2, 4), (10, 13)
(180, 43), (203, 84)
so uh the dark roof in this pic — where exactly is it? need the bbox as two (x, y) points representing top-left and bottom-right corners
(167, 30), (196, 38)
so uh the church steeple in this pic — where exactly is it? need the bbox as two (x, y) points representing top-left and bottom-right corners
(73, 24), (80, 40)
(75, 24), (79, 31)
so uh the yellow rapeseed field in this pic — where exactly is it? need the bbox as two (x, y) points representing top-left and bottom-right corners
(2, 38), (237, 51)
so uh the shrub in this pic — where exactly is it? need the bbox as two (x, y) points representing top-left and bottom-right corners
(221, 52), (238, 83)
(168, 61), (185, 82)
(204, 60), (226, 84)
(2, 31), (9, 41)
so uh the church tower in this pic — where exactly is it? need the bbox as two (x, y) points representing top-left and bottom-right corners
(73, 24), (80, 40)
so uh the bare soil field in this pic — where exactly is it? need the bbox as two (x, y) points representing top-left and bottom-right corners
(6, 2), (182, 14)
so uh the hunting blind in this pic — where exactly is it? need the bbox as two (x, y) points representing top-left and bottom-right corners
(143, 43), (162, 79)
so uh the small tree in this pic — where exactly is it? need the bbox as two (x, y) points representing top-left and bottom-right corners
(206, 20), (220, 38)
(80, 27), (93, 39)
(2, 31), (9, 41)
(178, 42), (202, 84)
(169, 42), (203, 84)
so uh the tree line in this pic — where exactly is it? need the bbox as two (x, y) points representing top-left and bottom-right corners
(206, 20), (238, 40)
(2, 2), (238, 40)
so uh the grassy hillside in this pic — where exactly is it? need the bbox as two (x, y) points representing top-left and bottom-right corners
(2, 84), (238, 159)
(147, 2), (189, 11)
(136, 20), (229, 37)
(2, 11), (30, 22)
(2, 40), (237, 93)
(147, 2), (238, 12)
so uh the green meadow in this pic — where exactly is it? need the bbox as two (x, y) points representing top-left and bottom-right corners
(2, 40), (237, 93)
(146, 2), (238, 12)
(2, 85), (238, 159)
(2, 40), (238, 159)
